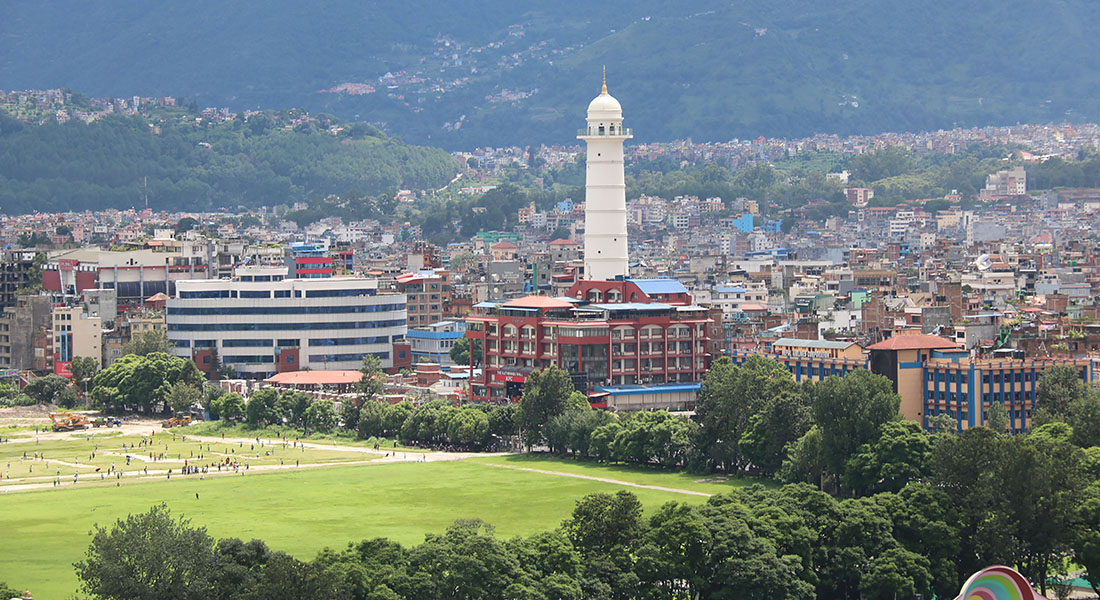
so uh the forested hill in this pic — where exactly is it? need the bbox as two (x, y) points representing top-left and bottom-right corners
(3, 0), (1100, 148)
(0, 109), (457, 214)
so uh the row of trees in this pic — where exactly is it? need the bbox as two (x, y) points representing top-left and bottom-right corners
(513, 360), (1100, 594)
(82, 466), (1080, 600)
(512, 359), (851, 478)
(54, 355), (1100, 597)
(201, 356), (515, 448)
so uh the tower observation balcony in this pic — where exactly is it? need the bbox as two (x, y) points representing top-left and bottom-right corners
(578, 127), (633, 138)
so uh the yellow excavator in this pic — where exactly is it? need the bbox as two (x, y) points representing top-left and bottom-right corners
(161, 416), (192, 428)
(49, 412), (91, 432)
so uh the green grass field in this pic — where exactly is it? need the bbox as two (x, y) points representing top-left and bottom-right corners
(0, 450), (729, 598)
(181, 420), (428, 451)
(0, 431), (376, 484)
(470, 453), (774, 495)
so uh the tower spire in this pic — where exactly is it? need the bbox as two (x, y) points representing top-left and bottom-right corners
(601, 65), (607, 95)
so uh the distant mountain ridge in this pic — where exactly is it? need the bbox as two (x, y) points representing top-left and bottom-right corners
(3, 0), (1099, 149)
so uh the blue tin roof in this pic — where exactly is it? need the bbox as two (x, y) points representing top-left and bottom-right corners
(593, 383), (702, 396)
(586, 302), (674, 311)
(627, 278), (688, 295)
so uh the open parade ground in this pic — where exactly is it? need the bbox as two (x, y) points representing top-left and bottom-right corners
(0, 421), (756, 598)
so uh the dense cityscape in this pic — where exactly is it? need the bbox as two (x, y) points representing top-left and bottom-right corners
(4, 4), (1100, 600)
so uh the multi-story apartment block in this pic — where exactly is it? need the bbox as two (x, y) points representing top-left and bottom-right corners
(395, 269), (451, 327)
(465, 279), (710, 408)
(52, 306), (102, 376)
(0, 250), (38, 311)
(167, 267), (406, 378)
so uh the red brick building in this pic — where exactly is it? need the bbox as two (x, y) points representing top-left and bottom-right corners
(464, 279), (710, 402)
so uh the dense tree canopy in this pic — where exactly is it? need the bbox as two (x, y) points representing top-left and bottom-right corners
(0, 111), (456, 214)
(91, 352), (203, 412)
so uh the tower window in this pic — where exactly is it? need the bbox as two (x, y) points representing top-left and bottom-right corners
(598, 126), (605, 135)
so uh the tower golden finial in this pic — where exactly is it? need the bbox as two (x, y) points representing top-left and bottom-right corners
(601, 65), (607, 95)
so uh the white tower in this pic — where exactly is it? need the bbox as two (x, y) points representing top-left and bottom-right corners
(579, 68), (631, 281)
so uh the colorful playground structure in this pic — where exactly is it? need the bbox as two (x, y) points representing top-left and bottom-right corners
(955, 566), (1046, 600)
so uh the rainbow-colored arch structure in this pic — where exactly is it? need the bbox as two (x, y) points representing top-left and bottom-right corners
(955, 566), (1045, 600)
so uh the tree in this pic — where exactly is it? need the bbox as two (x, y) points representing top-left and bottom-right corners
(165, 381), (200, 415)
(74, 505), (219, 600)
(488, 404), (518, 438)
(1001, 432), (1086, 595)
(695, 355), (808, 473)
(277, 391), (312, 429)
(0, 582), (22, 600)
(859, 547), (933, 600)
(843, 420), (931, 495)
(340, 398), (360, 432)
(175, 217), (199, 234)
(245, 389), (280, 426)
(208, 347), (223, 382)
(382, 401), (413, 434)
(812, 369), (901, 484)
(358, 400), (386, 438)
(1074, 493), (1100, 597)
(91, 353), (203, 412)
(1036, 364), (1086, 417)
(562, 491), (643, 556)
(738, 384), (813, 475)
(404, 520), (526, 600)
(1067, 391), (1100, 448)
(449, 337), (482, 366)
(70, 356), (99, 395)
(23, 374), (72, 405)
(122, 330), (174, 357)
(985, 401), (1010, 434)
(304, 399), (337, 433)
(875, 483), (963, 599)
(447, 406), (490, 447)
(930, 428), (1016, 579)
(203, 386), (224, 418)
(359, 354), (385, 399)
(779, 426), (827, 486)
(216, 393), (246, 422)
(517, 366), (575, 448)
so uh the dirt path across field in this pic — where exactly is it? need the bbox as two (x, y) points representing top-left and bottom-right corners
(0, 424), (516, 493)
(477, 462), (713, 497)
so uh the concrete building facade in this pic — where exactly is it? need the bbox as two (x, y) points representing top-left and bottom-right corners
(166, 268), (407, 378)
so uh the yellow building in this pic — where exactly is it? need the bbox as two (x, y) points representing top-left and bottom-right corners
(733, 331), (1093, 433)
(51, 306), (102, 375)
(730, 338), (867, 384)
(868, 331), (1093, 432)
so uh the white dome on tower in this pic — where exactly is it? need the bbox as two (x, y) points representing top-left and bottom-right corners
(587, 91), (622, 119)
(586, 68), (623, 120)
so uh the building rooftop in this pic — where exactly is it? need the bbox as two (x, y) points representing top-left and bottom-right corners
(264, 370), (362, 386)
(500, 295), (575, 309)
(628, 278), (688, 295)
(593, 382), (702, 395)
(585, 302), (675, 312)
(867, 334), (960, 351)
(773, 338), (859, 350)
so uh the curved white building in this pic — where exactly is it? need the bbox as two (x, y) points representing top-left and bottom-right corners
(578, 71), (632, 281)
(167, 267), (407, 378)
